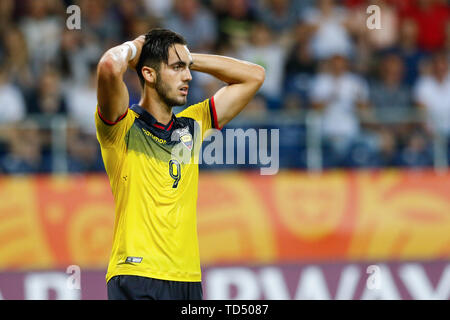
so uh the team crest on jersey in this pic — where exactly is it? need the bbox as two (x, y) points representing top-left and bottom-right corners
(174, 126), (193, 151)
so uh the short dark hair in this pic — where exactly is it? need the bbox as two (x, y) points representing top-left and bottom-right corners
(136, 28), (187, 87)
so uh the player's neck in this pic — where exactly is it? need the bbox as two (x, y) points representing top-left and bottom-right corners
(139, 90), (173, 125)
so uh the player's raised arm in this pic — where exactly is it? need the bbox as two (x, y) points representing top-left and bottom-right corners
(96, 36), (145, 123)
(190, 53), (265, 128)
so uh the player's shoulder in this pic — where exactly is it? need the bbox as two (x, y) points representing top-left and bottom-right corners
(177, 98), (210, 115)
(176, 98), (212, 122)
(96, 106), (139, 127)
(95, 106), (139, 148)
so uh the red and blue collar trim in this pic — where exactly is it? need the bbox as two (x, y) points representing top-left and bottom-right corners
(130, 104), (175, 131)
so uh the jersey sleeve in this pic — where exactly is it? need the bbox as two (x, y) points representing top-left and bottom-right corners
(95, 106), (135, 148)
(177, 97), (221, 141)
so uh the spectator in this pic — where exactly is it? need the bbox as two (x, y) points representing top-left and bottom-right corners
(348, 0), (400, 52)
(64, 63), (97, 135)
(256, 0), (300, 36)
(401, 0), (450, 52)
(214, 0), (258, 48)
(445, 17), (450, 61)
(114, 0), (147, 41)
(0, 120), (47, 174)
(1, 26), (34, 90)
(127, 15), (158, 40)
(164, 0), (218, 52)
(78, 0), (120, 48)
(369, 53), (418, 157)
(414, 52), (450, 138)
(19, 0), (63, 76)
(369, 53), (412, 120)
(373, 128), (402, 167)
(0, 0), (15, 34)
(0, 64), (26, 125)
(66, 125), (104, 173)
(400, 130), (433, 167)
(0, 0), (447, 173)
(310, 54), (371, 164)
(237, 22), (287, 109)
(142, 0), (174, 19)
(57, 29), (102, 86)
(283, 23), (318, 109)
(385, 18), (428, 86)
(302, 0), (353, 60)
(26, 67), (67, 118)
(237, 93), (269, 119)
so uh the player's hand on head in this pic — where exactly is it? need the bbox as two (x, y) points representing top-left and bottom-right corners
(128, 35), (146, 71)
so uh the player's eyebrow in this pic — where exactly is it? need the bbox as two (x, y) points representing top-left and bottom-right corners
(171, 46), (193, 68)
(169, 60), (191, 67)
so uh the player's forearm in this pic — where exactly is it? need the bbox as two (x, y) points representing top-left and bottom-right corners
(190, 53), (265, 85)
(98, 45), (132, 79)
(96, 36), (144, 122)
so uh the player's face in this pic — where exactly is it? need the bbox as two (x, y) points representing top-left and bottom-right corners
(156, 44), (193, 107)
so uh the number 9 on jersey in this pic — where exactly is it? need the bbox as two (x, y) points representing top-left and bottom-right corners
(169, 159), (181, 188)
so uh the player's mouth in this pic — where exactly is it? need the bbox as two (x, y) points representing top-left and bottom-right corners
(179, 86), (189, 96)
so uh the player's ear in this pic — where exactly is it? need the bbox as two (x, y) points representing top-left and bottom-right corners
(142, 66), (157, 85)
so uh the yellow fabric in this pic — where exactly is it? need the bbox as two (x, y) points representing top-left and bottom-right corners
(95, 99), (213, 283)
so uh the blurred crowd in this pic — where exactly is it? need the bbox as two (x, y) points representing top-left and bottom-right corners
(0, 0), (449, 173)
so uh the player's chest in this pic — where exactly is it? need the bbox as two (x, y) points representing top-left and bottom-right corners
(125, 117), (198, 164)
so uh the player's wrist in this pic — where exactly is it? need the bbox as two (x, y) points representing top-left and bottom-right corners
(125, 35), (145, 70)
(189, 53), (203, 71)
(123, 41), (137, 61)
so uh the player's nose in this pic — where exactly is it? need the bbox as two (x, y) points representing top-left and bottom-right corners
(183, 68), (192, 82)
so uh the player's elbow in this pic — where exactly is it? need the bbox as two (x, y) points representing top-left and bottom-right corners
(97, 54), (123, 80)
(252, 65), (266, 86)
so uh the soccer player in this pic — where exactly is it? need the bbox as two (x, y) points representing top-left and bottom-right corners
(95, 28), (265, 300)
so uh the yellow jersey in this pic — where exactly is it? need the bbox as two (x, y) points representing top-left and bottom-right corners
(95, 97), (220, 283)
